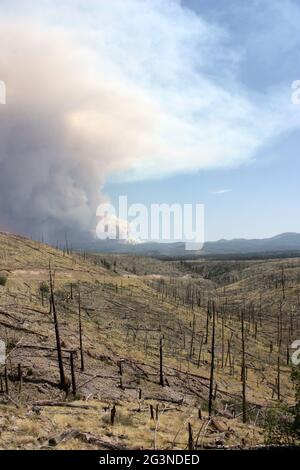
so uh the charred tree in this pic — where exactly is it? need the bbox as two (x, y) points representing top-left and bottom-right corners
(204, 301), (210, 344)
(241, 309), (247, 423)
(78, 286), (85, 371)
(189, 312), (196, 359)
(70, 351), (77, 396)
(49, 263), (66, 390)
(159, 336), (164, 386)
(208, 301), (216, 417)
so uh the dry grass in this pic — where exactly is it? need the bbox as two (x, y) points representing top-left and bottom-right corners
(0, 231), (299, 449)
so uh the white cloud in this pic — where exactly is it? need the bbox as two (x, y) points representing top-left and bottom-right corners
(210, 189), (232, 195)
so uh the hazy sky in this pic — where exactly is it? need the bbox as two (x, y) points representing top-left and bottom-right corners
(0, 0), (300, 241)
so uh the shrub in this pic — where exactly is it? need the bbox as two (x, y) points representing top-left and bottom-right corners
(39, 281), (49, 295)
(39, 281), (50, 306)
(264, 404), (296, 445)
(0, 275), (7, 286)
(264, 366), (300, 445)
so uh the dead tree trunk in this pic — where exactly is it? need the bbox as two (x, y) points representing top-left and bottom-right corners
(205, 301), (210, 344)
(197, 335), (204, 368)
(208, 301), (216, 416)
(118, 360), (124, 390)
(49, 263), (66, 390)
(188, 423), (194, 450)
(78, 286), (85, 371)
(225, 332), (233, 368)
(241, 309), (247, 423)
(189, 312), (196, 359)
(4, 365), (9, 394)
(18, 363), (22, 394)
(159, 336), (164, 386)
(277, 302), (282, 400)
(281, 266), (285, 300)
(70, 352), (77, 396)
(221, 315), (225, 368)
(277, 355), (281, 401)
(150, 404), (154, 420)
(110, 405), (116, 425)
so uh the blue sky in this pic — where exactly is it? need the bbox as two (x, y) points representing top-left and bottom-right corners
(104, 0), (300, 241)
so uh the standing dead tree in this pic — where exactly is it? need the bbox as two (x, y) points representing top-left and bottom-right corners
(281, 266), (286, 300)
(49, 263), (66, 390)
(189, 312), (196, 359)
(204, 301), (210, 344)
(221, 314), (225, 368)
(110, 404), (116, 425)
(4, 365), (9, 395)
(159, 336), (164, 386)
(70, 351), (77, 396)
(225, 332), (233, 368)
(188, 422), (194, 450)
(277, 301), (283, 400)
(241, 309), (247, 423)
(197, 335), (204, 368)
(78, 285), (85, 371)
(18, 363), (22, 394)
(208, 301), (216, 417)
(118, 360), (124, 390)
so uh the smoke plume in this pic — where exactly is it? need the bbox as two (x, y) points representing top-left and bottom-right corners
(0, 1), (297, 242)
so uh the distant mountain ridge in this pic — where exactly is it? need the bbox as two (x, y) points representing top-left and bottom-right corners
(76, 232), (300, 257)
(204, 232), (300, 255)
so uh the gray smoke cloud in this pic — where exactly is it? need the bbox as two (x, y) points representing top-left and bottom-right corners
(0, 15), (154, 242)
(0, 1), (298, 242)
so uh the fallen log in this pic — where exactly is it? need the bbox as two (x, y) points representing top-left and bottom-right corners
(104, 298), (136, 312)
(15, 344), (76, 354)
(210, 418), (227, 433)
(49, 429), (79, 446)
(79, 431), (128, 450)
(0, 320), (48, 338)
(77, 374), (119, 391)
(48, 428), (128, 450)
(143, 395), (183, 405)
(0, 310), (22, 322)
(32, 401), (97, 409)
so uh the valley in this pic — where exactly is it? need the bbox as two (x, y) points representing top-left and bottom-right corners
(0, 232), (299, 450)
